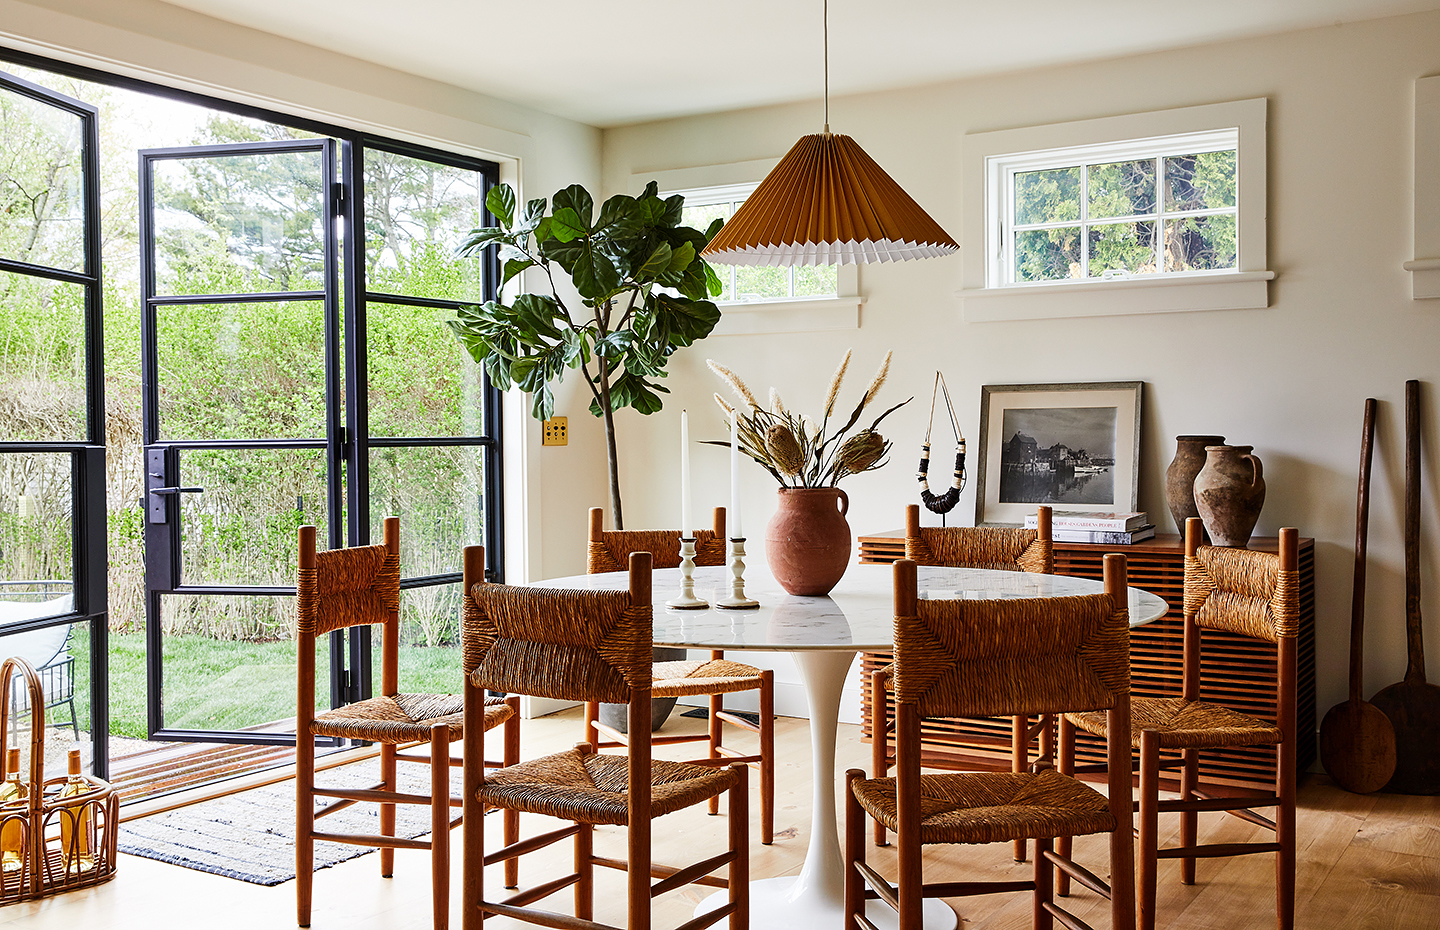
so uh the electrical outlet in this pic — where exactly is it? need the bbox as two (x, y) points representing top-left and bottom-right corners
(542, 416), (568, 446)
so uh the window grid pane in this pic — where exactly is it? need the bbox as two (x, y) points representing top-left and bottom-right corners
(1010, 148), (1237, 283)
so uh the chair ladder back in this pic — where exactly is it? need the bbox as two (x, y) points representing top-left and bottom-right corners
(587, 507), (727, 573)
(890, 559), (1128, 721)
(903, 503), (1052, 573)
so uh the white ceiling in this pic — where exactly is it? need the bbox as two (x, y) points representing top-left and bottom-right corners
(154, 0), (1440, 127)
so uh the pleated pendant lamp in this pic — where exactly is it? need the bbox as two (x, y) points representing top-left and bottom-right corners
(701, 1), (958, 267)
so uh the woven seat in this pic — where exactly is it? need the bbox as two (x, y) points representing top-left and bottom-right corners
(845, 555), (1135, 930)
(871, 503), (1054, 856)
(650, 659), (768, 697)
(584, 506), (777, 845)
(1058, 519), (1300, 930)
(1066, 696), (1282, 750)
(311, 693), (513, 743)
(460, 548), (749, 930)
(294, 518), (519, 930)
(851, 770), (1115, 845)
(478, 746), (742, 825)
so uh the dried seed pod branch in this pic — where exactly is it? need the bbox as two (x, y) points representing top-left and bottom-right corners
(708, 351), (909, 488)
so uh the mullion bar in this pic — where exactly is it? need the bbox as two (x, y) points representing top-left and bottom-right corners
(147, 290), (326, 306)
(367, 436), (495, 448)
(146, 439), (328, 450)
(0, 256), (97, 285)
(362, 290), (480, 312)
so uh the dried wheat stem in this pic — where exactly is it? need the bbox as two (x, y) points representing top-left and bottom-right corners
(862, 351), (892, 407)
(713, 392), (734, 418)
(707, 359), (759, 409)
(823, 349), (851, 418)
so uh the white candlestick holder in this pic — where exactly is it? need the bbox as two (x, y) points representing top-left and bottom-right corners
(665, 537), (709, 610)
(716, 537), (759, 610)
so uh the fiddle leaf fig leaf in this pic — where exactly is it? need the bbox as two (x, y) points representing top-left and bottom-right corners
(485, 183), (515, 228)
(551, 206), (587, 242)
(552, 185), (594, 229)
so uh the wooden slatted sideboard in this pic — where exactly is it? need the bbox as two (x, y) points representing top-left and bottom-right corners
(858, 530), (1317, 792)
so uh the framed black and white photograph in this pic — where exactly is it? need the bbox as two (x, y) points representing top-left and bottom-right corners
(975, 381), (1143, 526)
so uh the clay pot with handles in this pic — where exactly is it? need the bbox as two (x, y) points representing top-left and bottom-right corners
(764, 487), (851, 596)
(1193, 444), (1266, 547)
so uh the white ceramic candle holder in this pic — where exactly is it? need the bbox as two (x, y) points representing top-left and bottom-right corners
(716, 537), (759, 610)
(665, 536), (709, 610)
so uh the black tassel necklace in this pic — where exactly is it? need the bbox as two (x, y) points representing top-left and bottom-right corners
(917, 372), (965, 518)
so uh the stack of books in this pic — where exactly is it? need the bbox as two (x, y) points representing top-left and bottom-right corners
(1022, 510), (1156, 544)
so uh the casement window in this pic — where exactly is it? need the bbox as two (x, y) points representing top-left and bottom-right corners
(994, 131), (1238, 286)
(961, 99), (1271, 321)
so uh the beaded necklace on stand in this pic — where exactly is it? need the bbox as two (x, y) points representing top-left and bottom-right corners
(917, 372), (966, 524)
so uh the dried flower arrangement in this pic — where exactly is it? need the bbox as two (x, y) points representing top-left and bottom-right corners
(707, 350), (910, 488)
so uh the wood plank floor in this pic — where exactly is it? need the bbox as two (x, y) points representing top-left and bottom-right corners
(7, 708), (1437, 930)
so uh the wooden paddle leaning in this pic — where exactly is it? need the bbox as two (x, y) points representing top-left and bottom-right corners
(1319, 397), (1396, 793)
(1371, 380), (1440, 794)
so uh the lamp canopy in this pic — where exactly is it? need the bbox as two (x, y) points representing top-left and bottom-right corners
(700, 132), (958, 267)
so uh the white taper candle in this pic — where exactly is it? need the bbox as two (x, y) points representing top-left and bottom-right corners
(680, 409), (692, 537)
(730, 409), (743, 538)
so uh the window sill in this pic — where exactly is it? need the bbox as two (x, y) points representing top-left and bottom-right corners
(712, 296), (864, 335)
(959, 271), (1274, 322)
(1404, 259), (1440, 299)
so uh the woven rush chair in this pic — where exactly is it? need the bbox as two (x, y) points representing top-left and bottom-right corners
(460, 547), (749, 930)
(845, 555), (1135, 930)
(585, 505), (776, 845)
(1058, 519), (1299, 930)
(295, 518), (520, 930)
(870, 503), (1054, 856)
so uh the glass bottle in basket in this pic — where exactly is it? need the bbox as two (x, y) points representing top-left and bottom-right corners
(0, 749), (26, 872)
(58, 749), (94, 874)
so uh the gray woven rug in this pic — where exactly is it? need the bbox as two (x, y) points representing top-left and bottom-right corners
(118, 758), (462, 886)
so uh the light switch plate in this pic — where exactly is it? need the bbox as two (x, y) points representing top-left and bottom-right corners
(542, 416), (568, 445)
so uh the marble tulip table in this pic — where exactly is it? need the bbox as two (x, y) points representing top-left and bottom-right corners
(537, 561), (1168, 930)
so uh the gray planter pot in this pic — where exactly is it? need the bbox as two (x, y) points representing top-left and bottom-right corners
(598, 647), (686, 733)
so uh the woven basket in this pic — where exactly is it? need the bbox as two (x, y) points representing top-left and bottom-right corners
(0, 656), (118, 903)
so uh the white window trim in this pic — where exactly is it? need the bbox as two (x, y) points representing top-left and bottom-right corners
(1406, 75), (1440, 299)
(960, 98), (1272, 322)
(629, 163), (862, 334)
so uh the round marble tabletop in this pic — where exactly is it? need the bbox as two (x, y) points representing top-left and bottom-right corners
(535, 561), (1169, 651)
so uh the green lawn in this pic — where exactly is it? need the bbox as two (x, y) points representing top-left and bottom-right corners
(75, 631), (463, 740)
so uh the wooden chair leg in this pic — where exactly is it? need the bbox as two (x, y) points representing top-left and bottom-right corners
(576, 822), (594, 921)
(584, 700), (600, 748)
(503, 698), (521, 889)
(1012, 714), (1027, 862)
(1055, 715), (1074, 898)
(432, 722), (450, 930)
(296, 732), (315, 927)
(1180, 747), (1198, 885)
(1138, 730), (1161, 930)
(708, 693), (723, 816)
(760, 669), (775, 845)
(844, 769), (865, 926)
(1278, 745), (1296, 930)
(872, 675), (890, 848)
(380, 741), (397, 877)
(728, 764), (749, 930)
(462, 685), (486, 930)
(1033, 836), (1054, 930)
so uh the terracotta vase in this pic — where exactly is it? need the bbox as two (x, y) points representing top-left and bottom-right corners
(764, 487), (851, 596)
(1193, 444), (1266, 547)
(1165, 434), (1226, 533)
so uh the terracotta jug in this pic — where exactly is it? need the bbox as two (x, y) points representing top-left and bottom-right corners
(1193, 444), (1266, 547)
(1165, 434), (1225, 533)
(764, 487), (851, 596)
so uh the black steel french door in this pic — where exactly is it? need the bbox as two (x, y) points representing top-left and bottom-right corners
(138, 138), (349, 744)
(0, 68), (108, 774)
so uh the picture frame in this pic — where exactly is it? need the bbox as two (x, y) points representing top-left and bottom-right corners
(975, 381), (1143, 526)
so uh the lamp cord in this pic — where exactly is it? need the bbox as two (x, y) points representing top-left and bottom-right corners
(823, 0), (829, 133)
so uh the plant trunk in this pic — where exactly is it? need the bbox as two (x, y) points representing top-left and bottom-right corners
(597, 363), (624, 530)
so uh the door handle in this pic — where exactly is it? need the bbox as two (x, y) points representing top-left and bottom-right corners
(150, 487), (203, 495)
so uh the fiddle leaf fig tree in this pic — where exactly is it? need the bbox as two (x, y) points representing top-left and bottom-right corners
(450, 181), (724, 529)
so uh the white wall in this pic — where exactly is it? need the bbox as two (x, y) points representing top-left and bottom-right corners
(0, 0), (610, 587)
(600, 12), (1440, 734)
